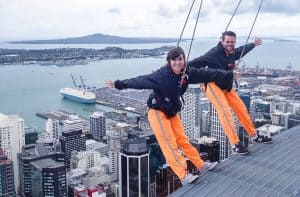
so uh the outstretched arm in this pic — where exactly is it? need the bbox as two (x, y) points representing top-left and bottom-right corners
(235, 37), (262, 60)
(188, 67), (233, 84)
(105, 69), (161, 90)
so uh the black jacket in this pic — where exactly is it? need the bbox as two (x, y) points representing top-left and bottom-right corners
(188, 42), (255, 91)
(114, 65), (233, 117)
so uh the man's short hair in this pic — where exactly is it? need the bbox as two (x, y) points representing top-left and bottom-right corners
(221, 31), (236, 40)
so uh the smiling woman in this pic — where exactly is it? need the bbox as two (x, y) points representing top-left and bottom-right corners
(168, 48), (186, 75)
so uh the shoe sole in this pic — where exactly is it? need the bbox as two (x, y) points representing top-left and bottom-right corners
(207, 162), (218, 171)
(232, 151), (250, 155)
(262, 141), (273, 144)
(189, 176), (199, 184)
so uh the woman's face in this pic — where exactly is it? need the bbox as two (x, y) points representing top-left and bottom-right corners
(170, 54), (185, 75)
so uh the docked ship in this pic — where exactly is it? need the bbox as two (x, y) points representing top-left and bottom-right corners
(60, 75), (96, 104)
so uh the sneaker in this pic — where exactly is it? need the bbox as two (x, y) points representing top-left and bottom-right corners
(232, 143), (249, 155)
(181, 173), (199, 186)
(199, 161), (218, 174)
(253, 135), (273, 144)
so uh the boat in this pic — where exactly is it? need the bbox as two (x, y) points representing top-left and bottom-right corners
(60, 75), (96, 104)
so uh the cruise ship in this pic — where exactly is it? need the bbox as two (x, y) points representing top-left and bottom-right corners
(60, 75), (96, 104)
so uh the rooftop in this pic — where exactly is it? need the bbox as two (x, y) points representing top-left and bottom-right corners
(31, 158), (64, 170)
(171, 125), (300, 197)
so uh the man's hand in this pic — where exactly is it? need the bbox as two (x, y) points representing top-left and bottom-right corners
(253, 37), (262, 47)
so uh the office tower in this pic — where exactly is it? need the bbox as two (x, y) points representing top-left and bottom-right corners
(0, 149), (15, 197)
(199, 97), (211, 136)
(59, 129), (86, 168)
(137, 115), (150, 131)
(288, 114), (300, 129)
(90, 112), (106, 140)
(18, 143), (65, 197)
(155, 165), (181, 197)
(127, 131), (165, 186)
(106, 125), (128, 182)
(191, 136), (220, 163)
(46, 118), (59, 139)
(181, 84), (201, 140)
(0, 113), (25, 192)
(201, 110), (210, 136)
(238, 90), (251, 147)
(63, 118), (84, 132)
(251, 99), (271, 119)
(86, 139), (109, 155)
(239, 90), (251, 112)
(70, 150), (102, 170)
(209, 104), (231, 161)
(119, 138), (149, 197)
(30, 158), (67, 197)
(24, 125), (38, 145)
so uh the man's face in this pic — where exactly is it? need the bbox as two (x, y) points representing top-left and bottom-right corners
(221, 35), (236, 54)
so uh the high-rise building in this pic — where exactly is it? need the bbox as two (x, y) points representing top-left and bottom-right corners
(86, 139), (109, 156)
(59, 129), (86, 168)
(209, 104), (232, 161)
(239, 90), (251, 112)
(90, 112), (106, 140)
(181, 85), (201, 140)
(288, 114), (300, 129)
(24, 125), (38, 145)
(30, 158), (67, 197)
(0, 113), (25, 192)
(238, 90), (251, 147)
(250, 99), (271, 119)
(63, 117), (84, 132)
(0, 149), (15, 197)
(127, 131), (165, 184)
(18, 143), (65, 197)
(119, 138), (149, 197)
(199, 96), (211, 137)
(155, 165), (181, 197)
(71, 150), (103, 170)
(201, 110), (210, 136)
(107, 123), (128, 182)
(191, 136), (220, 163)
(46, 118), (59, 139)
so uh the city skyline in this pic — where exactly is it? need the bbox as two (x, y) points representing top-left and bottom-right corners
(1, 0), (300, 41)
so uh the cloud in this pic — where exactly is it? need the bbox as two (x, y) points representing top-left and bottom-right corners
(262, 0), (300, 15)
(0, 0), (300, 40)
(210, 0), (300, 16)
(108, 8), (120, 14)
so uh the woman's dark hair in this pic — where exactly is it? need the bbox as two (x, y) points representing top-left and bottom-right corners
(166, 47), (186, 64)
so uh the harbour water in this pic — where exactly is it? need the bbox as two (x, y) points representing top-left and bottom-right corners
(0, 39), (299, 131)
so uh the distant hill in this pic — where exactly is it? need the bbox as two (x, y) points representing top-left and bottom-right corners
(8, 33), (181, 44)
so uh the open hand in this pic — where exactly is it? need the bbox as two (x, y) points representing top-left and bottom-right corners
(233, 70), (240, 80)
(253, 37), (262, 47)
(105, 80), (115, 88)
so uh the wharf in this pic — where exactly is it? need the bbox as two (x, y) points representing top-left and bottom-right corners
(36, 110), (77, 124)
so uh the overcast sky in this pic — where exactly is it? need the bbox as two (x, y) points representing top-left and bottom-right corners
(1, 0), (300, 41)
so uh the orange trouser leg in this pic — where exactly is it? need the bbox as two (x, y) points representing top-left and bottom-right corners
(225, 89), (257, 137)
(148, 109), (187, 180)
(170, 114), (204, 169)
(205, 83), (239, 145)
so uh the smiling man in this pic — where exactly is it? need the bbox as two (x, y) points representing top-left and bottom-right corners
(188, 31), (272, 156)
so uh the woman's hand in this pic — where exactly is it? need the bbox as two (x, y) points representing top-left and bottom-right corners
(105, 80), (115, 88)
(233, 70), (240, 80)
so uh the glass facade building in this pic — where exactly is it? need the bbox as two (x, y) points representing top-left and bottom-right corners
(119, 137), (149, 197)
(0, 150), (15, 197)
